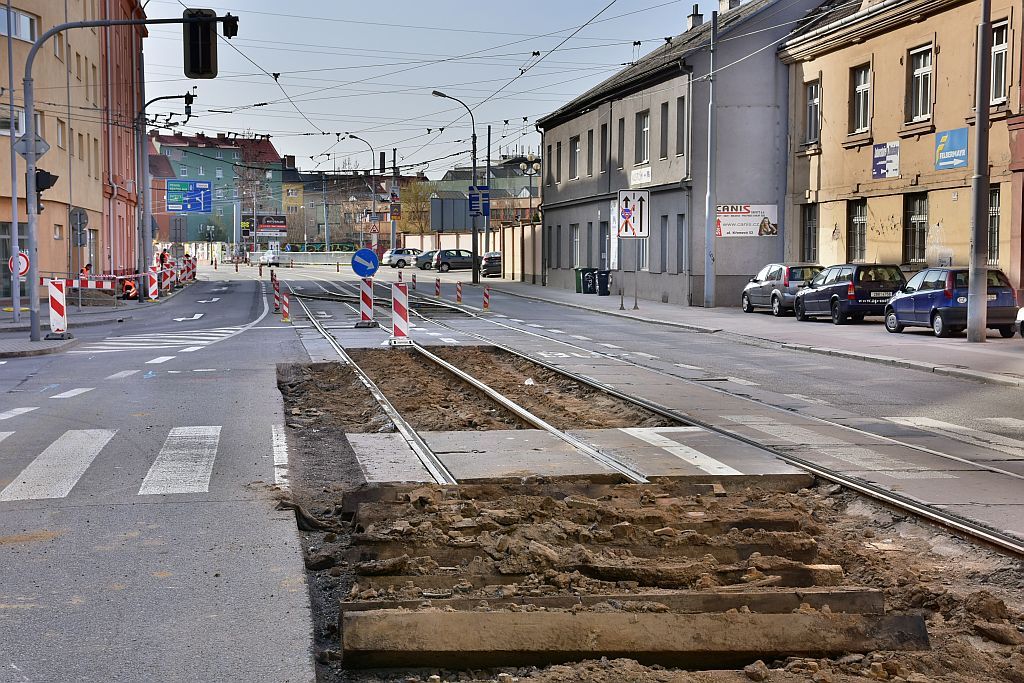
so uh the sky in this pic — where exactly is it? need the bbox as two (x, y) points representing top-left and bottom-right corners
(142, 0), (721, 179)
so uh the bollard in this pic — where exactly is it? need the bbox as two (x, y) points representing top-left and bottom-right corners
(46, 280), (70, 339)
(273, 278), (281, 313)
(456, 281), (462, 303)
(435, 278), (441, 297)
(336, 262), (340, 273)
(398, 270), (403, 283)
(148, 266), (160, 300)
(214, 258), (217, 270)
(411, 272), (417, 290)
(259, 263), (264, 278)
(281, 293), (290, 323)
(483, 285), (491, 311)
(235, 262), (239, 273)
(290, 258), (294, 268)
(389, 283), (411, 345)
(355, 277), (377, 328)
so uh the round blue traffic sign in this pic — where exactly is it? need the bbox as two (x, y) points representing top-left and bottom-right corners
(351, 248), (380, 278)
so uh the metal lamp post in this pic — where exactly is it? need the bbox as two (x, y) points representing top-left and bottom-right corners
(519, 154), (541, 284)
(432, 89), (479, 284)
(347, 134), (375, 251)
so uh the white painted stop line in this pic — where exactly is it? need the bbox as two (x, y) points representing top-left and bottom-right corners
(50, 388), (94, 399)
(271, 425), (289, 488)
(0, 429), (116, 501)
(138, 426), (221, 495)
(0, 407), (38, 421)
(620, 427), (741, 476)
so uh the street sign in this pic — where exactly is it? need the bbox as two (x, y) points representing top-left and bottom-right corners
(351, 248), (380, 278)
(369, 222), (380, 234)
(366, 212), (386, 223)
(170, 216), (188, 243)
(469, 185), (490, 217)
(390, 202), (401, 219)
(617, 189), (650, 238)
(70, 207), (89, 247)
(166, 180), (212, 213)
(7, 251), (29, 277)
(14, 133), (49, 159)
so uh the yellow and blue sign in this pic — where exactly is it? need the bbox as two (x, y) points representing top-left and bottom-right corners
(935, 128), (969, 171)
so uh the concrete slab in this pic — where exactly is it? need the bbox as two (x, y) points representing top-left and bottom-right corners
(421, 430), (613, 480)
(939, 504), (1024, 541)
(849, 469), (1023, 505)
(347, 433), (434, 483)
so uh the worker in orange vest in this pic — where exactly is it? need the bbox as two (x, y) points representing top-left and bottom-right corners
(79, 263), (92, 278)
(121, 276), (138, 300)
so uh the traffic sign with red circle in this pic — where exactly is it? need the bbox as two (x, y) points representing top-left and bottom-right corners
(8, 251), (29, 277)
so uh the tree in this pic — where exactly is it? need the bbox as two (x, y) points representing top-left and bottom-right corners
(397, 180), (436, 235)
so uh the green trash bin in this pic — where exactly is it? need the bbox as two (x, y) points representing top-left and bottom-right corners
(574, 267), (583, 293)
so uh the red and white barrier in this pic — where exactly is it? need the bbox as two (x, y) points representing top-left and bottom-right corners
(390, 283), (411, 345)
(273, 277), (281, 313)
(47, 280), (68, 335)
(281, 293), (290, 323)
(41, 277), (114, 290)
(148, 267), (159, 300)
(411, 272), (417, 290)
(456, 281), (463, 304)
(359, 278), (374, 324)
(483, 286), (491, 311)
(435, 278), (441, 297)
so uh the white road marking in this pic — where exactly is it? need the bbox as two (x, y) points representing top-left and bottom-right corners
(0, 407), (38, 421)
(621, 427), (742, 476)
(547, 329), (565, 334)
(49, 388), (94, 399)
(570, 335), (591, 340)
(440, 337), (459, 344)
(0, 429), (116, 501)
(146, 356), (175, 364)
(193, 369), (217, 372)
(271, 425), (289, 488)
(726, 377), (759, 387)
(138, 426), (222, 495)
(785, 393), (829, 405)
(0, 431), (12, 444)
(599, 343), (621, 349)
(426, 332), (441, 336)
(105, 370), (140, 380)
(634, 352), (658, 359)
(527, 323), (543, 328)
(180, 347), (202, 353)
(674, 363), (703, 370)
(167, 371), (182, 374)
(0, 360), (7, 365)
(509, 318), (524, 323)
(172, 313), (204, 322)
(889, 417), (1024, 459)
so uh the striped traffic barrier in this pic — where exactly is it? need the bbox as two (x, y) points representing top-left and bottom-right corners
(355, 277), (377, 328)
(148, 267), (159, 300)
(46, 280), (70, 339)
(483, 286), (491, 311)
(281, 293), (290, 323)
(411, 272), (416, 290)
(389, 282), (411, 345)
(40, 277), (115, 290)
(456, 281), (462, 304)
(435, 278), (441, 297)
(273, 277), (281, 313)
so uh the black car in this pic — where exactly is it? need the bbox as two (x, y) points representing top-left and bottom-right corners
(885, 267), (1018, 337)
(432, 249), (478, 272)
(481, 252), (501, 278)
(795, 263), (906, 325)
(415, 250), (437, 270)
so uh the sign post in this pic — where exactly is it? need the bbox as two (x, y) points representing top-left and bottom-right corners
(351, 248), (380, 329)
(617, 189), (649, 311)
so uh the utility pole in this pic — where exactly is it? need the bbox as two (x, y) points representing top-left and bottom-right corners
(6, 0), (20, 322)
(391, 148), (398, 250)
(967, 0), (992, 342)
(702, 11), (718, 309)
(321, 173), (329, 252)
(485, 125), (491, 253)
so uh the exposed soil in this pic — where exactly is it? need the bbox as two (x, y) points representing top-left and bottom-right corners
(278, 362), (392, 434)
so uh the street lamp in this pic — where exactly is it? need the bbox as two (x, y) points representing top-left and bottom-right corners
(347, 133), (376, 250)
(519, 153), (541, 284)
(432, 89), (480, 284)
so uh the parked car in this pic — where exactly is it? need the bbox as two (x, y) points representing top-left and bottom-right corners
(794, 263), (906, 324)
(1018, 307), (1024, 338)
(884, 268), (1018, 337)
(741, 263), (822, 316)
(383, 247), (422, 268)
(432, 248), (478, 272)
(416, 250), (437, 270)
(481, 252), (502, 278)
(258, 249), (280, 267)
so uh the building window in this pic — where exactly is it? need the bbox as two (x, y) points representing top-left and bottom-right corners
(54, 33), (64, 60)
(851, 65), (870, 133)
(616, 117), (625, 169)
(180, 166), (188, 177)
(69, 128), (74, 155)
(586, 129), (593, 176)
(847, 199), (867, 262)
(93, 138), (99, 176)
(217, 207), (224, 217)
(556, 141), (562, 183)
(801, 204), (818, 263)
(287, 205), (298, 214)
(91, 65), (97, 102)
(545, 144), (552, 185)
(197, 165), (205, 176)
(215, 189), (224, 199)
(903, 193), (928, 263)
(571, 224), (580, 266)
(287, 188), (298, 197)
(1, 6), (37, 41)
(53, 224), (63, 240)
(555, 225), (562, 267)
(908, 45), (933, 122)
(988, 186), (1001, 264)
(991, 22), (1008, 104)
(75, 53), (81, 80)
(215, 168), (223, 180)
(599, 123), (608, 173)
(265, 170), (272, 180)
(659, 102), (669, 159)
(568, 136), (580, 180)
(233, 151), (240, 160)
(675, 96), (686, 156)
(637, 237), (649, 271)
(78, 133), (84, 160)
(805, 80), (821, 143)
(84, 60), (89, 101)
(0, 108), (25, 136)
(635, 110), (650, 164)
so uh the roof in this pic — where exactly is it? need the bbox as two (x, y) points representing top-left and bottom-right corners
(789, 0), (862, 35)
(538, 0), (775, 128)
(233, 137), (282, 164)
(148, 154), (175, 179)
(150, 132), (282, 164)
(433, 190), (468, 200)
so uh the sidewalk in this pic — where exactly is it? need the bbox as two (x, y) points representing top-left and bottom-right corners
(480, 278), (1024, 388)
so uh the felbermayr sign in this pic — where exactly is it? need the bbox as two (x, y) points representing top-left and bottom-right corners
(934, 128), (969, 171)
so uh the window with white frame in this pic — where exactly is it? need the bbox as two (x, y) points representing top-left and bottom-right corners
(215, 188), (224, 199)
(903, 193), (928, 263)
(287, 188), (298, 197)
(54, 33), (65, 60)
(991, 22), (1008, 104)
(216, 150), (224, 159)
(215, 168), (223, 179)
(847, 199), (867, 262)
(637, 237), (649, 271)
(197, 165), (205, 176)
(805, 80), (821, 143)
(988, 186), (1001, 264)
(571, 224), (580, 266)
(180, 166), (188, 177)
(265, 170), (273, 180)
(851, 65), (870, 133)
(1, 6), (37, 42)
(908, 46), (933, 121)
(0, 108), (25, 136)
(569, 136), (580, 180)
(634, 110), (650, 164)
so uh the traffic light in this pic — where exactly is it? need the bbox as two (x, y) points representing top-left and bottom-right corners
(183, 9), (218, 79)
(184, 91), (195, 117)
(35, 168), (58, 214)
(222, 13), (238, 38)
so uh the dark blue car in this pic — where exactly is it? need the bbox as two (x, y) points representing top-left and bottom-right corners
(884, 268), (1019, 337)
(794, 263), (906, 325)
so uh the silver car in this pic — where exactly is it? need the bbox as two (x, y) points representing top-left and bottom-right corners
(741, 263), (823, 316)
(384, 248), (422, 268)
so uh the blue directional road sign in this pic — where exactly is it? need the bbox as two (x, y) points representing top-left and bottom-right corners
(468, 185), (490, 217)
(166, 180), (212, 213)
(351, 248), (380, 278)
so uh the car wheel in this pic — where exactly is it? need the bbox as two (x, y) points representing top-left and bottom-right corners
(396, 260), (406, 268)
(770, 295), (783, 317)
(741, 294), (754, 313)
(830, 301), (847, 325)
(439, 263), (450, 272)
(795, 299), (808, 321)
(998, 325), (1015, 339)
(885, 309), (904, 333)
(932, 311), (951, 338)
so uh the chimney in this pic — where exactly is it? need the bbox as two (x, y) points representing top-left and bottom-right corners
(719, 0), (741, 12)
(217, 133), (226, 139)
(687, 4), (703, 29)
(284, 154), (296, 169)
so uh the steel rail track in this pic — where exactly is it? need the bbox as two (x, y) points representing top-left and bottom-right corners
(286, 288), (457, 485)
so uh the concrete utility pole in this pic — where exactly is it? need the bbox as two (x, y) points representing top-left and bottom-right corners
(6, 0), (20, 322)
(347, 134), (375, 250)
(967, 0), (992, 342)
(485, 125), (491, 253)
(391, 147), (398, 250)
(432, 90), (479, 284)
(321, 173), (329, 252)
(702, 11), (718, 309)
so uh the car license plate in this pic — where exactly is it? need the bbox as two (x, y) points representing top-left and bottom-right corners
(988, 294), (997, 301)
(871, 291), (891, 298)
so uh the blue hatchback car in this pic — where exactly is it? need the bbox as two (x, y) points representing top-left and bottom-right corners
(884, 267), (1019, 337)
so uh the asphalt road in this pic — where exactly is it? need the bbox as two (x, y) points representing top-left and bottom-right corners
(0, 271), (314, 682)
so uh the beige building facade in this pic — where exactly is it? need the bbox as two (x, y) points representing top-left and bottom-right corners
(780, 0), (1023, 290)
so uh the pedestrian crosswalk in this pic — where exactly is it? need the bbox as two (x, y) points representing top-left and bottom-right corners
(69, 327), (244, 354)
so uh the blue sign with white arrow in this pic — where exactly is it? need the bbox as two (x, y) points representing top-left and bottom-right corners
(351, 248), (380, 278)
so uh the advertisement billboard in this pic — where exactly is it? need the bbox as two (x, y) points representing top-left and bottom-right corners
(715, 205), (778, 237)
(872, 142), (900, 179)
(255, 215), (287, 238)
(935, 128), (969, 171)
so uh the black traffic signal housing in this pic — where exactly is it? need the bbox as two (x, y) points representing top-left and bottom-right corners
(183, 9), (218, 79)
(184, 91), (195, 117)
(35, 168), (58, 214)
(222, 13), (238, 38)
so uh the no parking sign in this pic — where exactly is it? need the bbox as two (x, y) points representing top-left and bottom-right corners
(7, 251), (29, 277)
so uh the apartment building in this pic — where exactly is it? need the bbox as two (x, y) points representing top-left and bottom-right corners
(779, 0), (1023, 289)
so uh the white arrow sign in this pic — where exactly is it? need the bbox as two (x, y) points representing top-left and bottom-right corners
(173, 313), (204, 321)
(196, 298), (220, 303)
